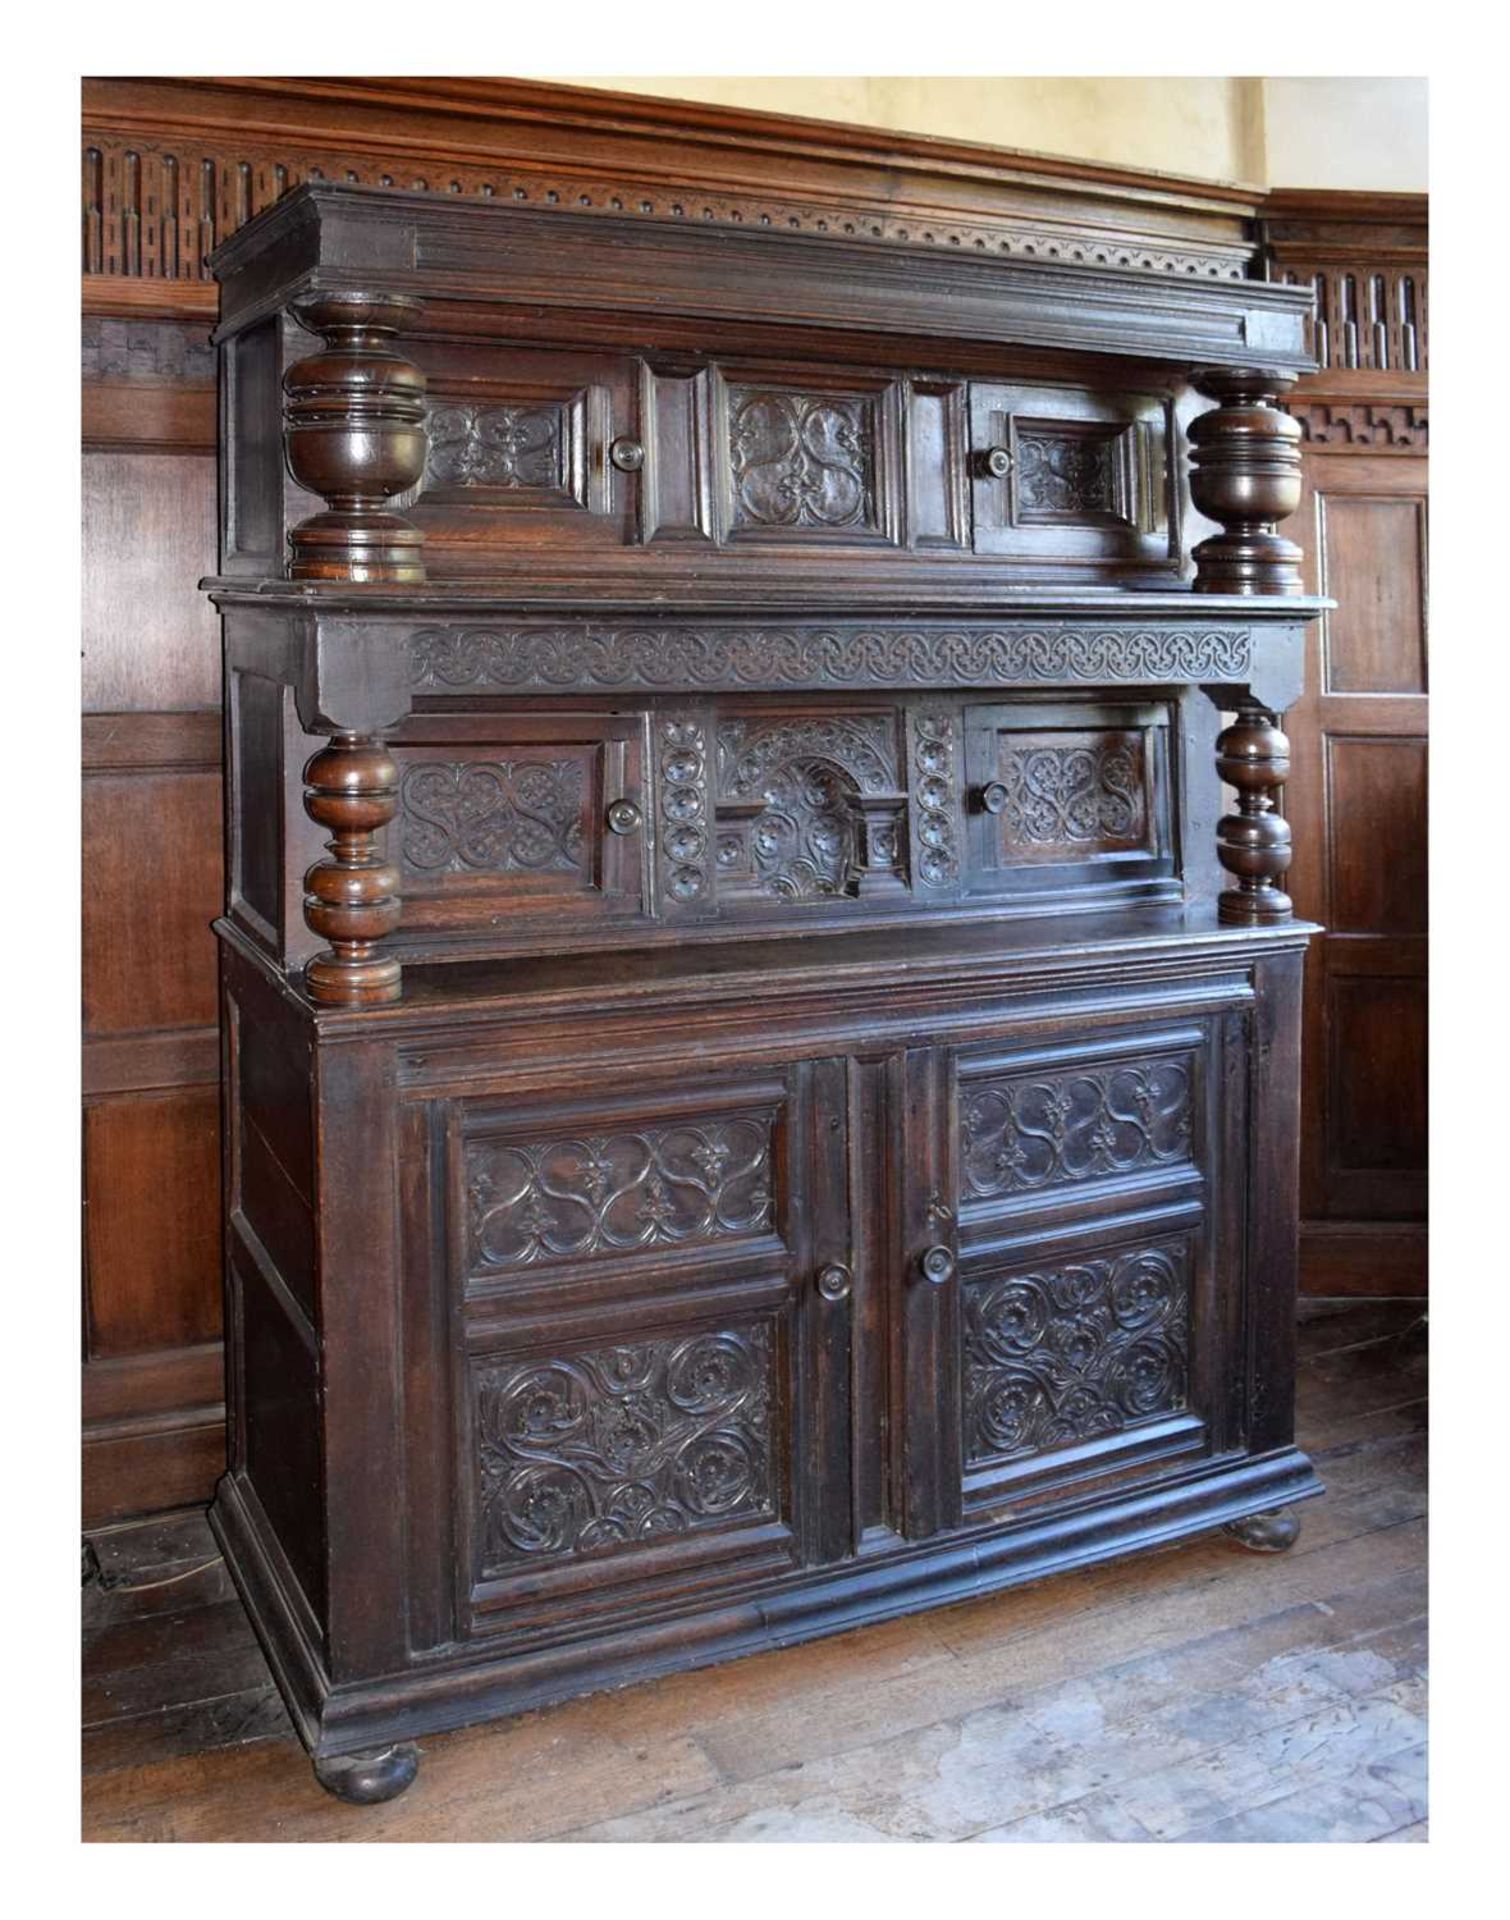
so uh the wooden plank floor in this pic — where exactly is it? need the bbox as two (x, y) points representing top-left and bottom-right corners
(81, 1298), (1427, 1843)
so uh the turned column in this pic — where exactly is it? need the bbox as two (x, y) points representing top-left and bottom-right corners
(303, 735), (403, 1005)
(1188, 368), (1303, 595)
(283, 291), (429, 583)
(1215, 702), (1292, 924)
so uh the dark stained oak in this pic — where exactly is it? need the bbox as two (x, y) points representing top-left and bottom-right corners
(189, 178), (1325, 1800)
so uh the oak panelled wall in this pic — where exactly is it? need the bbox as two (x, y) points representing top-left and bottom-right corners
(82, 316), (225, 1523)
(1261, 193), (1428, 1296)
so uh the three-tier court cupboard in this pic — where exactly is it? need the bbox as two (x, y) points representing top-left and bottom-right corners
(205, 180), (1327, 1803)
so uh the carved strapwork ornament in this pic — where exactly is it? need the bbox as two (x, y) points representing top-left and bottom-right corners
(283, 292), (429, 583)
(1188, 368), (1304, 595)
(302, 735), (403, 1004)
(1215, 703), (1292, 924)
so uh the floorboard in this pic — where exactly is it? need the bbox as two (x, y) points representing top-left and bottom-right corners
(80, 1298), (1428, 1844)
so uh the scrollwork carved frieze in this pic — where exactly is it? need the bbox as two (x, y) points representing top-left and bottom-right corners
(407, 625), (1255, 694)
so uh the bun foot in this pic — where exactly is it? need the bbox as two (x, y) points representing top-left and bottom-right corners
(312, 1743), (420, 1804)
(1224, 1508), (1302, 1554)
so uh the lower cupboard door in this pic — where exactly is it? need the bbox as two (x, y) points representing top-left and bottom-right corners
(899, 1016), (1244, 1538)
(442, 1058), (852, 1642)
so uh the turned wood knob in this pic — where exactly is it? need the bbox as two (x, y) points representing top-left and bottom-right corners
(918, 1245), (956, 1287)
(972, 445), (1012, 480)
(977, 781), (1009, 816)
(609, 437), (645, 472)
(605, 798), (643, 835)
(816, 1262), (853, 1302)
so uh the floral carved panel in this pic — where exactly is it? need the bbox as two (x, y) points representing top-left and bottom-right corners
(475, 1326), (777, 1569)
(964, 1241), (1191, 1466)
(727, 387), (878, 535)
(465, 1111), (776, 1270)
(961, 1049), (1195, 1203)
(426, 401), (565, 490)
(1015, 426), (1121, 520)
(713, 712), (905, 903)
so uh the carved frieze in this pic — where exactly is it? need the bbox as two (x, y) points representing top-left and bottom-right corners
(961, 1051), (1194, 1202)
(465, 1111), (775, 1269)
(1288, 401), (1428, 450)
(727, 389), (876, 534)
(398, 759), (585, 876)
(475, 1326), (777, 1568)
(407, 625), (1255, 694)
(964, 1241), (1191, 1466)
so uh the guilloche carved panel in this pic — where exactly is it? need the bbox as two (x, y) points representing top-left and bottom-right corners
(964, 1240), (1191, 1466)
(474, 1326), (777, 1570)
(398, 759), (586, 877)
(961, 1050), (1195, 1202)
(465, 1112), (776, 1271)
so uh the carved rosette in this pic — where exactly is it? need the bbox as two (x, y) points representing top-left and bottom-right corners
(302, 735), (403, 1005)
(283, 291), (429, 583)
(1188, 368), (1304, 595)
(1215, 704), (1293, 924)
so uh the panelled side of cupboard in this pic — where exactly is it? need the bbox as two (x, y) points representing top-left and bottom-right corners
(81, 75), (1296, 1529)
(201, 176), (1324, 1802)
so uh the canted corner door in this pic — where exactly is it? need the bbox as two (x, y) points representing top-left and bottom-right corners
(895, 1010), (1252, 1539)
(404, 1056), (855, 1649)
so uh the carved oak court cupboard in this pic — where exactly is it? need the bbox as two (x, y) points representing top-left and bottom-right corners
(204, 182), (1326, 1802)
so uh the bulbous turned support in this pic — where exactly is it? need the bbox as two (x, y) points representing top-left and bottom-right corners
(1224, 1508), (1301, 1553)
(302, 735), (402, 1006)
(1188, 368), (1304, 595)
(284, 291), (428, 584)
(312, 1743), (420, 1804)
(1216, 703), (1293, 925)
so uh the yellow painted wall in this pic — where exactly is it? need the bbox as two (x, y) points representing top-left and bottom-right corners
(550, 76), (1425, 191)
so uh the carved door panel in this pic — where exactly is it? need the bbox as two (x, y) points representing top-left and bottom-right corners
(960, 698), (1179, 910)
(430, 1059), (853, 1642)
(968, 379), (1180, 583)
(1286, 447), (1428, 1293)
(896, 1015), (1245, 1539)
(384, 709), (649, 958)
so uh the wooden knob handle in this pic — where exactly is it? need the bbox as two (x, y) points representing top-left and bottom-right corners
(973, 446), (1012, 480)
(606, 798), (643, 835)
(978, 781), (1009, 816)
(816, 1262), (853, 1302)
(918, 1245), (956, 1286)
(609, 437), (645, 473)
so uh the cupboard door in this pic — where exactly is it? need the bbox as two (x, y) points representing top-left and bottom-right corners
(968, 379), (1178, 581)
(438, 1059), (853, 1641)
(386, 709), (650, 956)
(897, 1015), (1242, 1538)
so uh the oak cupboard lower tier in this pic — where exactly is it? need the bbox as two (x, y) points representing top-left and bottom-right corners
(210, 909), (1321, 1802)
